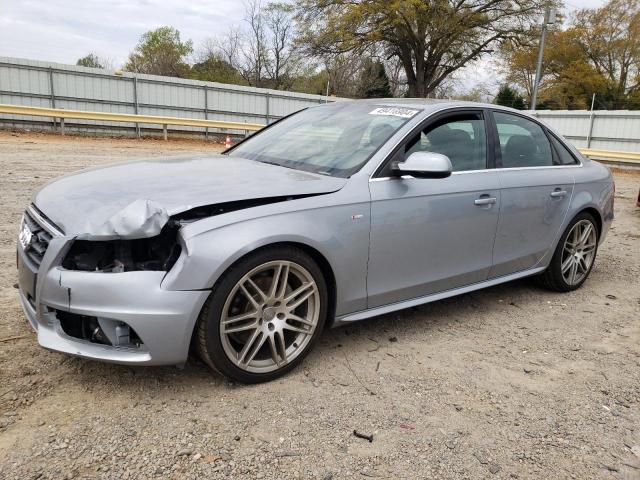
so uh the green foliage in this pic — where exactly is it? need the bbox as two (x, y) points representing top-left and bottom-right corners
(190, 54), (247, 86)
(290, 68), (329, 95)
(124, 26), (193, 77)
(501, 0), (640, 109)
(76, 53), (104, 69)
(355, 59), (392, 98)
(494, 85), (526, 109)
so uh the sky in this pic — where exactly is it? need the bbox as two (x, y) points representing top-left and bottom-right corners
(0, 0), (247, 65)
(0, 0), (609, 93)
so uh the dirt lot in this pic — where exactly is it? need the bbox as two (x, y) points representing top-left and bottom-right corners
(0, 130), (639, 480)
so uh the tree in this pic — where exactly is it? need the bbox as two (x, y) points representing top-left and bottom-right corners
(315, 53), (370, 97)
(241, 0), (269, 87)
(453, 84), (494, 103)
(355, 58), (392, 98)
(500, 26), (605, 109)
(295, 0), (550, 97)
(76, 53), (106, 69)
(539, 60), (610, 109)
(290, 67), (330, 95)
(263, 3), (301, 89)
(573, 0), (640, 98)
(124, 26), (193, 77)
(500, 38), (540, 103)
(383, 57), (408, 97)
(214, 29), (245, 81)
(494, 85), (526, 109)
(500, 0), (640, 109)
(190, 52), (247, 85)
(207, 1), (303, 89)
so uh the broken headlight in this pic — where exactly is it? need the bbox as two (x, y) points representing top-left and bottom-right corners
(62, 225), (182, 272)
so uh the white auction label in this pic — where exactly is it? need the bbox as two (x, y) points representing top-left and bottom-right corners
(368, 107), (419, 118)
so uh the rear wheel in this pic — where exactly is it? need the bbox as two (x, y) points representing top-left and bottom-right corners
(539, 212), (599, 292)
(195, 246), (327, 383)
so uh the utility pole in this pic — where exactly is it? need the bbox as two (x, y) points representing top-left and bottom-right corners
(531, 7), (556, 111)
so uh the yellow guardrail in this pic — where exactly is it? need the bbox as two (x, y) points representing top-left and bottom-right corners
(0, 103), (264, 139)
(578, 148), (640, 163)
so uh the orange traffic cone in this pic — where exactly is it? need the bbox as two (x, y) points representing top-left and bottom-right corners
(225, 135), (232, 149)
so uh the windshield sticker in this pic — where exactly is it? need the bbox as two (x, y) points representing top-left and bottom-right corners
(369, 107), (419, 118)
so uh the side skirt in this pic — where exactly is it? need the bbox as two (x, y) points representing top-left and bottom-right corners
(333, 266), (546, 325)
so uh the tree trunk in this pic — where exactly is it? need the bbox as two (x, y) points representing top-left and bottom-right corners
(403, 56), (430, 97)
(407, 76), (430, 97)
(407, 79), (419, 97)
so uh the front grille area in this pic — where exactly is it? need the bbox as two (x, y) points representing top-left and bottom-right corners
(22, 211), (52, 267)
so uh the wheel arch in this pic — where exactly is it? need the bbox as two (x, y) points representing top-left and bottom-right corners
(538, 206), (602, 292)
(538, 202), (605, 272)
(578, 206), (602, 239)
(203, 241), (338, 329)
(554, 205), (603, 254)
(250, 242), (337, 327)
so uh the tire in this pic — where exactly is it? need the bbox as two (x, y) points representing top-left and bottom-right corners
(539, 212), (599, 292)
(195, 246), (328, 383)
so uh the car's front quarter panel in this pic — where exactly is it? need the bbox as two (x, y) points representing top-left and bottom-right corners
(163, 178), (372, 317)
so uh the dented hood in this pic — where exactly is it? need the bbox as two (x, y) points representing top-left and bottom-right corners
(32, 154), (347, 239)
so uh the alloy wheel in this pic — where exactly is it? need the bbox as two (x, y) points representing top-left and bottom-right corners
(219, 260), (320, 373)
(561, 219), (597, 286)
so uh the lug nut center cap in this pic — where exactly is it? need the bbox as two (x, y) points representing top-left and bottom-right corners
(262, 306), (277, 322)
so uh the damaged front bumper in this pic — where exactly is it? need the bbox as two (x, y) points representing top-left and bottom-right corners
(17, 215), (209, 367)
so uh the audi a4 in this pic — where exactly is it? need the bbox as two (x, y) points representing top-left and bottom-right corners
(16, 100), (614, 383)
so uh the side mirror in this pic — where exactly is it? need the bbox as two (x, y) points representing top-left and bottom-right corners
(392, 152), (452, 179)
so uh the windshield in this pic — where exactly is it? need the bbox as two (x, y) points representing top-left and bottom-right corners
(228, 103), (421, 177)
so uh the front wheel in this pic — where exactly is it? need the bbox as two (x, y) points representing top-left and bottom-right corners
(539, 212), (599, 292)
(195, 246), (328, 383)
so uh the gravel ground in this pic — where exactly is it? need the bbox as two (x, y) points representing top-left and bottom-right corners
(0, 130), (639, 480)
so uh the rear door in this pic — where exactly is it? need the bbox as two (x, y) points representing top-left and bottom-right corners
(489, 110), (577, 278)
(367, 109), (501, 308)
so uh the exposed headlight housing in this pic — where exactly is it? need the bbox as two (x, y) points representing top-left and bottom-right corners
(62, 226), (181, 272)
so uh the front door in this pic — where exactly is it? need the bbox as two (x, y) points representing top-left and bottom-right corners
(367, 110), (501, 308)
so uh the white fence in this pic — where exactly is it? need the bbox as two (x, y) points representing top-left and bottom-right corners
(0, 57), (336, 138)
(531, 110), (640, 153)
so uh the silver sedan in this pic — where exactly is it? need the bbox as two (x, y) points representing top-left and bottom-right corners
(16, 100), (614, 383)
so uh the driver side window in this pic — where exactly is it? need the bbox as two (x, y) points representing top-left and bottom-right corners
(404, 112), (487, 172)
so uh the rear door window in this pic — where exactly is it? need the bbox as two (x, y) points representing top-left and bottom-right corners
(493, 111), (553, 168)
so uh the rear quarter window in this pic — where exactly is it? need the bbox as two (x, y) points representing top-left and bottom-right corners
(549, 134), (579, 165)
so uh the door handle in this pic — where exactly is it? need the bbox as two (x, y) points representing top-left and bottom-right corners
(550, 190), (567, 198)
(474, 196), (497, 206)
